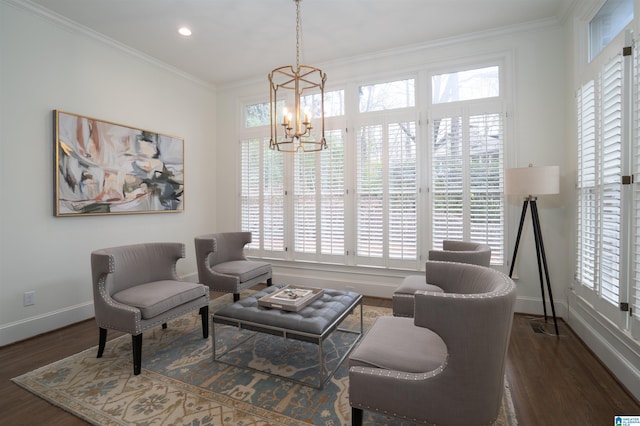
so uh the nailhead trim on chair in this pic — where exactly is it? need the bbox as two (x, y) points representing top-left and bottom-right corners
(349, 358), (449, 424)
(350, 357), (502, 426)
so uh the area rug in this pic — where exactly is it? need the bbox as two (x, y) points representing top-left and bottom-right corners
(13, 293), (518, 425)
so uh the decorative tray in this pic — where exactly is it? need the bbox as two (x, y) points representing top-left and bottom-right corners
(258, 285), (324, 312)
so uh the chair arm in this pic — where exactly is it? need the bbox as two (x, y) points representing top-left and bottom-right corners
(93, 273), (142, 334)
(197, 262), (240, 291)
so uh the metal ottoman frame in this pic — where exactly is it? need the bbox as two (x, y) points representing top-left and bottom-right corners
(212, 287), (363, 389)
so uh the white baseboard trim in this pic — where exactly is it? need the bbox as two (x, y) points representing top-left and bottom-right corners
(0, 302), (94, 347)
(271, 263), (402, 299)
(515, 296), (567, 319)
(567, 302), (640, 401)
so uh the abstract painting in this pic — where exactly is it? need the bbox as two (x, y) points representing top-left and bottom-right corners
(55, 110), (184, 216)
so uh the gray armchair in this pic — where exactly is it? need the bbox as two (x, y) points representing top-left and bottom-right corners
(392, 240), (492, 317)
(349, 261), (516, 425)
(91, 242), (209, 375)
(194, 232), (272, 301)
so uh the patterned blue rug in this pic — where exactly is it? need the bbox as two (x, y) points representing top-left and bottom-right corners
(12, 293), (517, 425)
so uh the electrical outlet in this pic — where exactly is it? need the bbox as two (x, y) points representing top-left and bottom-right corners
(23, 291), (35, 306)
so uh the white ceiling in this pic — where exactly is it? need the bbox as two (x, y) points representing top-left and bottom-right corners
(26, 0), (577, 86)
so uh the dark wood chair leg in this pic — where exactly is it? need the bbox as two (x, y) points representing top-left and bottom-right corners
(267, 277), (273, 287)
(162, 323), (167, 329)
(233, 293), (240, 302)
(199, 305), (209, 338)
(132, 334), (142, 375)
(351, 407), (363, 426)
(97, 327), (107, 358)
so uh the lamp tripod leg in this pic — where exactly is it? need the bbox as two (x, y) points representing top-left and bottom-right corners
(531, 203), (548, 322)
(530, 200), (559, 335)
(509, 200), (529, 278)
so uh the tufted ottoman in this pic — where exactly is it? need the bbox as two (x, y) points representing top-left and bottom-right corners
(212, 285), (363, 388)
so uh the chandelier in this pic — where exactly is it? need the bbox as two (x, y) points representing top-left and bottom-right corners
(269, 0), (327, 152)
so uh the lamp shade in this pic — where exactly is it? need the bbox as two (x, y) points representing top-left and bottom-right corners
(505, 165), (560, 196)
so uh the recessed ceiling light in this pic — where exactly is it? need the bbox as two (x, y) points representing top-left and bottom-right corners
(178, 27), (192, 37)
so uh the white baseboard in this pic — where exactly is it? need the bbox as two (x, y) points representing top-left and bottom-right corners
(567, 303), (640, 401)
(514, 296), (567, 319)
(271, 263), (402, 299)
(0, 302), (94, 347)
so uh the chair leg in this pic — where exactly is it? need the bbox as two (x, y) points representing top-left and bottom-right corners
(267, 277), (273, 287)
(199, 305), (209, 338)
(132, 334), (143, 375)
(351, 407), (363, 426)
(97, 327), (107, 358)
(233, 293), (240, 302)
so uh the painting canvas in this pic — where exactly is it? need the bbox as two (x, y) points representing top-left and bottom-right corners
(55, 110), (184, 216)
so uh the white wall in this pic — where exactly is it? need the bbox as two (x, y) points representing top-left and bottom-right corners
(0, 1), (217, 345)
(216, 21), (570, 314)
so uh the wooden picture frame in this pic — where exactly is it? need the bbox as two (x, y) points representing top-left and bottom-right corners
(54, 110), (184, 216)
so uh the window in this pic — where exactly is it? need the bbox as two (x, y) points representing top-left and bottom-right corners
(240, 137), (285, 253)
(432, 66), (500, 103)
(576, 30), (634, 332)
(293, 128), (346, 258)
(240, 66), (506, 269)
(359, 79), (415, 112)
(356, 78), (417, 267)
(576, 56), (623, 321)
(430, 65), (505, 265)
(431, 113), (505, 264)
(589, 0), (633, 61)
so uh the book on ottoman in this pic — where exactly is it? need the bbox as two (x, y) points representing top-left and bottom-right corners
(258, 285), (324, 312)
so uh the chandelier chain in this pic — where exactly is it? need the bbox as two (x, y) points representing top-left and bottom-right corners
(269, 0), (327, 152)
(295, 0), (300, 69)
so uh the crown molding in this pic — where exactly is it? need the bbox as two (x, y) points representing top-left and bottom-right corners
(3, 0), (217, 92)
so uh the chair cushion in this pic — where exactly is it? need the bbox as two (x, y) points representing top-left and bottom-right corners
(113, 280), (207, 319)
(349, 317), (447, 373)
(212, 260), (271, 283)
(395, 275), (444, 295)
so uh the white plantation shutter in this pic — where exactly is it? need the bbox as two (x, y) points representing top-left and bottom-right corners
(320, 130), (345, 256)
(240, 138), (262, 250)
(600, 55), (623, 308)
(357, 125), (385, 259)
(576, 80), (598, 291)
(632, 45), (640, 338)
(431, 113), (504, 262)
(576, 54), (625, 326)
(356, 120), (418, 266)
(388, 122), (417, 260)
(263, 142), (285, 252)
(293, 129), (346, 258)
(294, 152), (317, 253)
(468, 114), (504, 264)
(432, 116), (465, 248)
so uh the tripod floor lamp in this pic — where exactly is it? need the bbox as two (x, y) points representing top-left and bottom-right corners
(505, 165), (560, 335)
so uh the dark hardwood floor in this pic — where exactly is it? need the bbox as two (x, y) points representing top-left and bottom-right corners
(1, 290), (638, 425)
